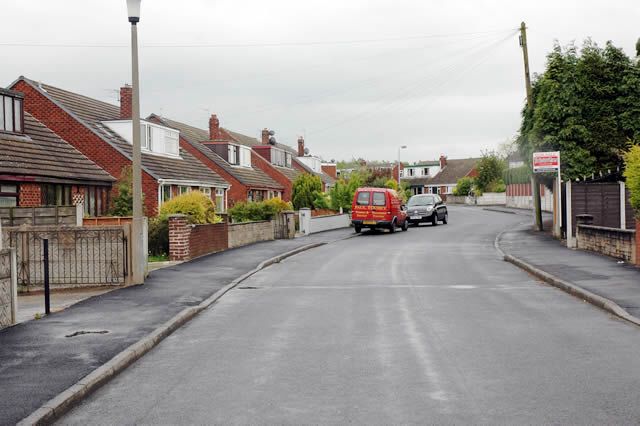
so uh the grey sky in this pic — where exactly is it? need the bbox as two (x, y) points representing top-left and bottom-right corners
(2, 0), (638, 163)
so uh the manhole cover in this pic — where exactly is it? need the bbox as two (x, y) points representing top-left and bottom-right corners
(65, 330), (109, 338)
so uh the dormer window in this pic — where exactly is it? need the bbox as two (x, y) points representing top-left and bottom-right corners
(103, 119), (180, 158)
(271, 147), (292, 168)
(227, 144), (251, 167)
(0, 89), (24, 134)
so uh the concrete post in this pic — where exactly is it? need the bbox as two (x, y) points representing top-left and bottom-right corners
(566, 181), (575, 248)
(75, 202), (83, 227)
(299, 208), (312, 236)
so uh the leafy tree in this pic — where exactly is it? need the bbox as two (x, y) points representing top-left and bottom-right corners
(292, 174), (323, 209)
(624, 145), (640, 214)
(453, 177), (474, 196)
(313, 192), (330, 210)
(110, 166), (134, 216)
(475, 151), (506, 192)
(517, 40), (640, 180)
(384, 179), (398, 190)
(329, 172), (364, 212)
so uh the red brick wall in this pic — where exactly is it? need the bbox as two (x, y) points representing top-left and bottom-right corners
(168, 214), (229, 261)
(18, 183), (41, 207)
(321, 164), (337, 179)
(251, 152), (292, 201)
(12, 80), (160, 216)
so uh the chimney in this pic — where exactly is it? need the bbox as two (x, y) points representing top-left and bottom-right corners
(261, 128), (270, 145)
(209, 114), (220, 140)
(120, 85), (132, 119)
(439, 155), (447, 169)
(297, 136), (305, 157)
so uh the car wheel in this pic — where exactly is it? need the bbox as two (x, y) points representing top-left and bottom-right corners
(442, 212), (448, 224)
(354, 225), (361, 233)
(431, 214), (438, 226)
(389, 220), (397, 233)
(401, 220), (408, 231)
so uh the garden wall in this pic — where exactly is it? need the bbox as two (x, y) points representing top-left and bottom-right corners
(0, 248), (17, 329)
(228, 221), (275, 248)
(576, 224), (636, 263)
(299, 209), (350, 235)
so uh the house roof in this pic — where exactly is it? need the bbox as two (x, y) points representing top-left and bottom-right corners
(16, 77), (228, 188)
(149, 115), (283, 191)
(425, 158), (480, 185)
(222, 129), (335, 185)
(0, 112), (115, 185)
(406, 161), (439, 167)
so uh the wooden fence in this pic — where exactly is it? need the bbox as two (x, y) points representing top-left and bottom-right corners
(0, 205), (79, 227)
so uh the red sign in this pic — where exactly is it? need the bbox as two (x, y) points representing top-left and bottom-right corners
(533, 151), (560, 173)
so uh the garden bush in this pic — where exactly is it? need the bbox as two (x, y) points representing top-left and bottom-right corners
(228, 198), (293, 223)
(453, 177), (474, 196)
(148, 217), (169, 257)
(159, 191), (221, 224)
(624, 145), (640, 215)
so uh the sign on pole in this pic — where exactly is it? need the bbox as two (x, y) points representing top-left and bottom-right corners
(533, 151), (560, 173)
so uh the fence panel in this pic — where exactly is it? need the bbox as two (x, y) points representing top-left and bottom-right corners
(8, 227), (127, 289)
(571, 182), (621, 233)
(625, 188), (636, 230)
(0, 206), (77, 227)
(0, 249), (16, 328)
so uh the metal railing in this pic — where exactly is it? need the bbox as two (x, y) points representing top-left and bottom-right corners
(8, 227), (127, 289)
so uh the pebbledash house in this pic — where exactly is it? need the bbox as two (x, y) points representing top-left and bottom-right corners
(10, 77), (229, 216)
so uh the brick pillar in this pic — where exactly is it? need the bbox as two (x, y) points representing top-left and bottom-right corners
(169, 214), (190, 261)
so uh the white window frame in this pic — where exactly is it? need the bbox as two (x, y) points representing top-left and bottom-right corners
(215, 188), (225, 212)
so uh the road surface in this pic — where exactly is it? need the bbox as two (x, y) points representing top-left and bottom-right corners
(60, 206), (640, 424)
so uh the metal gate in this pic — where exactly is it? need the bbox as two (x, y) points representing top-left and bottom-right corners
(8, 227), (127, 289)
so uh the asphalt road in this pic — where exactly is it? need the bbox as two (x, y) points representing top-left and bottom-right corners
(60, 207), (640, 424)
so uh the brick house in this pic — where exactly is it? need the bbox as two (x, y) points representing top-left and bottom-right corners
(10, 77), (229, 215)
(148, 114), (285, 205)
(0, 88), (114, 213)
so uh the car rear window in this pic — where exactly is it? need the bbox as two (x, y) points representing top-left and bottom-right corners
(356, 191), (370, 206)
(372, 192), (386, 206)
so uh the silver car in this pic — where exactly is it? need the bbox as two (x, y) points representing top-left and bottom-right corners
(406, 194), (448, 226)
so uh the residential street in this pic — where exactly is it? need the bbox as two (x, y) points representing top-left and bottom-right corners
(60, 207), (640, 424)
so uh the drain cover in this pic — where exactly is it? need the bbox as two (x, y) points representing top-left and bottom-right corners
(238, 286), (261, 290)
(65, 330), (109, 338)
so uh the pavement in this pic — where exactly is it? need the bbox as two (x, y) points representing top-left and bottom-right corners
(0, 228), (354, 425)
(499, 219), (640, 320)
(59, 206), (640, 424)
(16, 288), (116, 324)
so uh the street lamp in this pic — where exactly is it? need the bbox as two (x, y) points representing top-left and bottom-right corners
(127, 0), (144, 284)
(397, 145), (407, 188)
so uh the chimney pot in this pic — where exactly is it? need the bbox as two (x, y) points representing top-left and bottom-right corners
(439, 155), (447, 169)
(261, 128), (270, 145)
(297, 136), (305, 157)
(120, 85), (132, 119)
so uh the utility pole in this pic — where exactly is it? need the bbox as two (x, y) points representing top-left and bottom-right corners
(520, 21), (543, 231)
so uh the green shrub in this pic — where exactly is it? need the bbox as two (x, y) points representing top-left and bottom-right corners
(313, 192), (330, 210)
(624, 145), (640, 215)
(292, 174), (323, 209)
(228, 198), (293, 223)
(476, 152), (506, 192)
(159, 191), (220, 224)
(503, 165), (531, 185)
(453, 177), (474, 196)
(148, 217), (169, 257)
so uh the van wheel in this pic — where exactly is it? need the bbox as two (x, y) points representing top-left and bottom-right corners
(389, 220), (397, 233)
(401, 220), (408, 231)
(354, 225), (361, 233)
(442, 212), (448, 224)
(431, 214), (438, 226)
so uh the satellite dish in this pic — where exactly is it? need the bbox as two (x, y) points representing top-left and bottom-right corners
(269, 136), (277, 145)
(304, 147), (310, 155)
(268, 130), (275, 136)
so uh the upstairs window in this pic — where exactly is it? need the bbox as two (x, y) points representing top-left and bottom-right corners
(228, 145), (239, 165)
(408, 168), (415, 177)
(271, 148), (292, 168)
(423, 167), (429, 176)
(0, 93), (23, 133)
(239, 146), (252, 168)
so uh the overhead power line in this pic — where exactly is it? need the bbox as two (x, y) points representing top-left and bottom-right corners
(0, 28), (517, 48)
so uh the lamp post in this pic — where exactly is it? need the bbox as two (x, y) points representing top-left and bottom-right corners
(397, 145), (407, 188)
(127, 0), (144, 284)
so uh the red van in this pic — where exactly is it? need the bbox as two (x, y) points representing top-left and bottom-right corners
(351, 187), (409, 233)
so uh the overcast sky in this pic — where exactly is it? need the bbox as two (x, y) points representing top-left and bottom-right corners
(2, 1), (639, 163)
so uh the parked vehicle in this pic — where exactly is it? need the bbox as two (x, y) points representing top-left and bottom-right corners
(351, 187), (408, 233)
(406, 194), (448, 226)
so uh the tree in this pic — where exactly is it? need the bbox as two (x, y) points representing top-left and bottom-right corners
(292, 174), (323, 209)
(329, 172), (364, 212)
(475, 151), (506, 193)
(517, 40), (640, 180)
(624, 145), (640, 214)
(110, 166), (134, 216)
